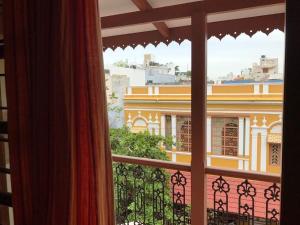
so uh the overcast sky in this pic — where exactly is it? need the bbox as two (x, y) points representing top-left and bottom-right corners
(103, 30), (285, 79)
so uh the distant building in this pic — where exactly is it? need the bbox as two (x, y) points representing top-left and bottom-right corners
(124, 81), (283, 175)
(216, 55), (283, 83)
(106, 54), (176, 86)
(242, 55), (283, 81)
(106, 73), (129, 128)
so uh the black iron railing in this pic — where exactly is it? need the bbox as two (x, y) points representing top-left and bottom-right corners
(113, 155), (281, 225)
(113, 154), (191, 225)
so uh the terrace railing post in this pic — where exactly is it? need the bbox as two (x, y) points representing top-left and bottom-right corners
(191, 12), (207, 225)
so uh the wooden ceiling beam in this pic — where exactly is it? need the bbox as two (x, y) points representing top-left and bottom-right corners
(131, 0), (170, 38)
(101, 0), (285, 29)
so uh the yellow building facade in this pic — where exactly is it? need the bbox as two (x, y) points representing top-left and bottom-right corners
(124, 83), (283, 174)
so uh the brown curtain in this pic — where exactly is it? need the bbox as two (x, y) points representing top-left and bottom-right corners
(3, 0), (115, 225)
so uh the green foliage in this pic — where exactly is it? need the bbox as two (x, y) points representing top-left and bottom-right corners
(110, 127), (170, 159)
(110, 127), (174, 224)
(113, 59), (129, 68)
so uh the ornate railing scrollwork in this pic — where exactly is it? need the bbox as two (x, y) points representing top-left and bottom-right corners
(211, 176), (230, 225)
(265, 183), (280, 225)
(237, 179), (257, 225)
(115, 163), (130, 224)
(113, 159), (190, 225)
(113, 155), (281, 225)
(171, 170), (187, 225)
(152, 168), (166, 224)
(133, 165), (146, 225)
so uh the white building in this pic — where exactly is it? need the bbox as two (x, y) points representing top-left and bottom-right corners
(106, 54), (176, 86)
(106, 73), (129, 128)
(242, 55), (283, 81)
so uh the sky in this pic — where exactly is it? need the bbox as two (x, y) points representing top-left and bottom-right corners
(103, 30), (285, 80)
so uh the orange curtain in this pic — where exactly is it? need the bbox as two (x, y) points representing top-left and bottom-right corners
(4, 0), (115, 225)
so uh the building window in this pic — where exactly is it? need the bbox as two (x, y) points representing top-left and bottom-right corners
(176, 116), (192, 152)
(269, 143), (281, 166)
(212, 117), (239, 156)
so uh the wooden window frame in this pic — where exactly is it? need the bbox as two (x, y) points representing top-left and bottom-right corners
(176, 115), (192, 152)
(211, 117), (239, 157)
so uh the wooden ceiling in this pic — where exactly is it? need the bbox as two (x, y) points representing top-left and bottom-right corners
(100, 0), (285, 50)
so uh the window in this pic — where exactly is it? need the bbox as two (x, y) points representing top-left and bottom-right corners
(269, 143), (281, 166)
(176, 116), (192, 152)
(212, 117), (239, 156)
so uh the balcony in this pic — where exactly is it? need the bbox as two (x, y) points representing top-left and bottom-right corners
(112, 154), (280, 225)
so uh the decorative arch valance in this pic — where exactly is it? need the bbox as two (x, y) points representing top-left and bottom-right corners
(103, 13), (284, 51)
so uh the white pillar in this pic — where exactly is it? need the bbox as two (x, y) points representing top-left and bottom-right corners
(171, 115), (177, 149)
(148, 86), (153, 95)
(254, 84), (260, 94)
(263, 84), (269, 94)
(238, 117), (245, 170)
(172, 152), (177, 162)
(207, 116), (212, 154)
(245, 118), (251, 157)
(160, 115), (166, 137)
(207, 156), (211, 167)
(153, 114), (159, 135)
(148, 114), (153, 134)
(238, 117), (245, 156)
(127, 87), (132, 95)
(127, 113), (133, 129)
(260, 129), (268, 172)
(154, 86), (159, 95)
(154, 125), (159, 135)
(244, 160), (249, 170)
(207, 85), (212, 95)
(251, 129), (259, 171)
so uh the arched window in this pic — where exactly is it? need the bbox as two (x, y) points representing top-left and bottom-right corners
(212, 118), (239, 156)
(132, 118), (147, 133)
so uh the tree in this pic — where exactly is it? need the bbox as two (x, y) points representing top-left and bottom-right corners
(107, 92), (123, 128)
(175, 65), (180, 75)
(110, 127), (174, 224)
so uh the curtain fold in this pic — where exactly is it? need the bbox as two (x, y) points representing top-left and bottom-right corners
(3, 0), (115, 225)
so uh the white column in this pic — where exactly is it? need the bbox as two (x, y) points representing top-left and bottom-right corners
(207, 156), (211, 167)
(254, 84), (260, 94)
(153, 114), (159, 135)
(154, 125), (159, 135)
(238, 117), (245, 170)
(207, 85), (212, 95)
(245, 118), (251, 157)
(260, 129), (268, 172)
(244, 117), (250, 171)
(148, 86), (153, 95)
(263, 84), (269, 94)
(127, 87), (132, 95)
(207, 116), (212, 154)
(171, 115), (177, 149)
(148, 114), (153, 134)
(154, 86), (159, 95)
(172, 152), (177, 162)
(127, 113), (133, 129)
(251, 129), (259, 171)
(244, 160), (249, 170)
(160, 115), (166, 137)
(238, 117), (245, 156)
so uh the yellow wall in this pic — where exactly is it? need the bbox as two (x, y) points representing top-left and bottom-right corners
(211, 158), (239, 169)
(125, 84), (283, 174)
